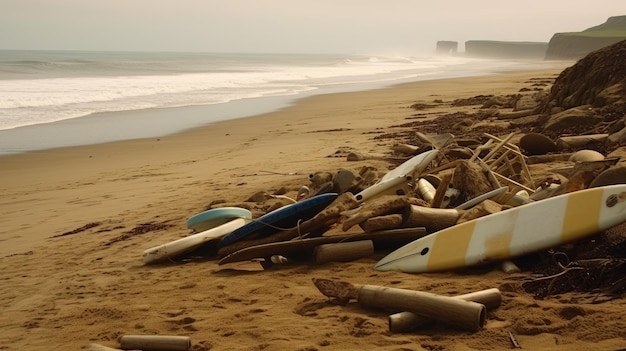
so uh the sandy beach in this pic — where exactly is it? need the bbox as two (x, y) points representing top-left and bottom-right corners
(2, 66), (625, 351)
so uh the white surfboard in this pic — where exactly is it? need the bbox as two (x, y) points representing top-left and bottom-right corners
(186, 207), (252, 232)
(356, 150), (439, 202)
(375, 184), (626, 273)
(143, 218), (247, 264)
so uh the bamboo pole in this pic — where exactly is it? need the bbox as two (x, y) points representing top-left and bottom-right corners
(431, 172), (452, 209)
(388, 288), (502, 333)
(403, 205), (463, 232)
(312, 278), (486, 331)
(358, 285), (486, 331)
(314, 240), (374, 264)
(119, 335), (191, 351)
(84, 344), (130, 351)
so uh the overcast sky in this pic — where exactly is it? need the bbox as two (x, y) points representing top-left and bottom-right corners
(1, 0), (624, 54)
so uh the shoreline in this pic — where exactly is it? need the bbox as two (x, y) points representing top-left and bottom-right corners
(0, 59), (566, 155)
(5, 64), (624, 351)
(0, 67), (571, 257)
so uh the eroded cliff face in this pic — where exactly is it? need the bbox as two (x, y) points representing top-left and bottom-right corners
(545, 35), (626, 60)
(538, 39), (626, 114)
(545, 16), (626, 60)
(464, 41), (547, 59)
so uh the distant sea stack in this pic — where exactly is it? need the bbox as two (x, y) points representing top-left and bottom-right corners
(436, 41), (458, 55)
(545, 15), (626, 60)
(464, 41), (548, 59)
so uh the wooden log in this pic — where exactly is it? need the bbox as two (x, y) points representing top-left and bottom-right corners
(313, 278), (486, 331)
(431, 172), (452, 209)
(403, 205), (463, 232)
(388, 288), (501, 333)
(556, 134), (608, 150)
(527, 153), (574, 164)
(119, 335), (191, 351)
(342, 195), (421, 231)
(314, 240), (374, 264)
(392, 143), (420, 155)
(501, 260), (521, 274)
(456, 200), (503, 224)
(359, 214), (403, 232)
(357, 285), (486, 331)
(84, 344), (130, 351)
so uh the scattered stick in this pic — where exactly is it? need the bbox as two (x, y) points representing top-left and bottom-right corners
(314, 240), (374, 264)
(508, 330), (522, 349)
(84, 344), (130, 351)
(388, 288), (502, 333)
(312, 278), (486, 332)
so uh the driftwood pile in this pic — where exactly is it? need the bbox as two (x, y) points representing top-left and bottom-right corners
(198, 127), (626, 304)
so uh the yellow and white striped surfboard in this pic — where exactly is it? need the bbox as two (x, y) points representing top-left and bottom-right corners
(375, 184), (626, 273)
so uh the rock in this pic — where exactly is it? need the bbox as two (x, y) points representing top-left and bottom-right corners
(590, 164), (626, 187)
(519, 133), (557, 155)
(513, 94), (541, 111)
(607, 124), (626, 146)
(542, 105), (603, 132)
(333, 169), (355, 194)
(540, 38), (626, 109)
(568, 149), (605, 162)
(246, 191), (271, 203)
(309, 172), (333, 188)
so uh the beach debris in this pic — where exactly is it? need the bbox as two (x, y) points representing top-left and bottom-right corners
(388, 288), (502, 333)
(456, 199), (504, 224)
(53, 222), (101, 238)
(521, 229), (626, 302)
(451, 160), (495, 204)
(332, 168), (356, 194)
(119, 335), (191, 351)
(218, 227), (427, 266)
(107, 221), (175, 246)
(341, 195), (426, 231)
(217, 193), (359, 257)
(403, 205), (464, 232)
(359, 213), (403, 232)
(312, 278), (486, 332)
(568, 149), (605, 162)
(519, 132), (557, 155)
(500, 260), (522, 274)
(508, 331), (522, 349)
(556, 133), (608, 151)
(589, 163), (626, 187)
(313, 240), (374, 265)
(296, 185), (310, 200)
(84, 344), (129, 351)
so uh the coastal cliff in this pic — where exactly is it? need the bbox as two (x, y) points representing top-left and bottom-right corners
(464, 40), (548, 59)
(545, 15), (626, 60)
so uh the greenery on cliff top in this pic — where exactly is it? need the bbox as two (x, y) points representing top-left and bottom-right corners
(557, 15), (626, 38)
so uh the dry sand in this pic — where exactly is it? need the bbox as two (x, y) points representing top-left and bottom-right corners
(1, 67), (625, 351)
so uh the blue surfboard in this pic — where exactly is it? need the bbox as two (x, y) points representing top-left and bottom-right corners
(220, 193), (338, 246)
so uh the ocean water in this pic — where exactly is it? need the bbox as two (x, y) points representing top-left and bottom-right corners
(0, 50), (554, 154)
